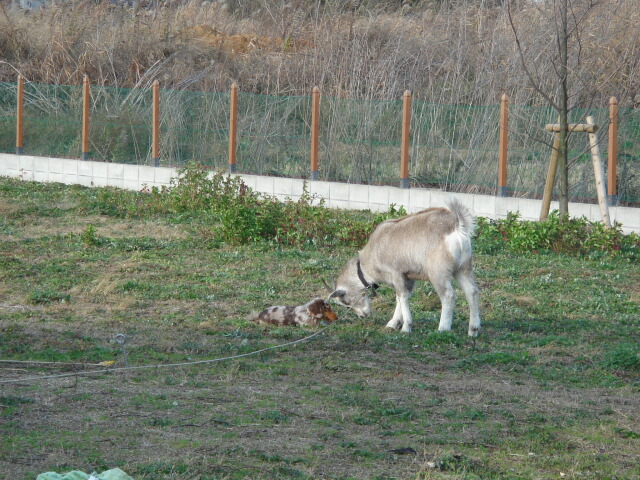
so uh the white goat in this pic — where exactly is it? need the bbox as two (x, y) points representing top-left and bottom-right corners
(330, 197), (481, 336)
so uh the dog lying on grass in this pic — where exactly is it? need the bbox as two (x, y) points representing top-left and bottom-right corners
(251, 298), (338, 327)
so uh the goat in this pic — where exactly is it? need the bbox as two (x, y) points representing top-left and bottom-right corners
(329, 197), (481, 336)
(251, 298), (338, 327)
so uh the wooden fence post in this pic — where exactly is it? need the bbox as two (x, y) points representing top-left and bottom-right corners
(16, 75), (24, 155)
(607, 96), (618, 205)
(400, 90), (411, 189)
(82, 75), (90, 161)
(310, 86), (320, 180)
(152, 80), (160, 167)
(229, 83), (238, 174)
(498, 94), (508, 197)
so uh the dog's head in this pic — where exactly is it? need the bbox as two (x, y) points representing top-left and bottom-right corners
(307, 298), (338, 323)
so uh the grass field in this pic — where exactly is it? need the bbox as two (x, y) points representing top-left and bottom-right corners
(1, 177), (639, 480)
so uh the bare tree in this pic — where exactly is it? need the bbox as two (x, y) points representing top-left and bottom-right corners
(505, 0), (617, 216)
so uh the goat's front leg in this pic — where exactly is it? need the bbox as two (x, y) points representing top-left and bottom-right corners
(398, 292), (413, 333)
(386, 291), (413, 333)
(386, 279), (415, 333)
(386, 296), (404, 330)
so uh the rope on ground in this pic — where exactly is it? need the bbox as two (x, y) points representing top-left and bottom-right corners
(0, 360), (103, 366)
(0, 324), (333, 386)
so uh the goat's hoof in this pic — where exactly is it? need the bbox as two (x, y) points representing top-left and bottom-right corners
(468, 326), (480, 337)
(401, 327), (412, 334)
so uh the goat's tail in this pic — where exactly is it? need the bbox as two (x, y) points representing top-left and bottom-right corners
(446, 197), (476, 238)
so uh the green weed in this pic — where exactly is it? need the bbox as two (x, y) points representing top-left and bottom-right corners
(28, 289), (71, 305)
(0, 396), (35, 408)
(456, 351), (536, 370)
(260, 410), (290, 424)
(80, 224), (101, 247)
(602, 344), (640, 372)
(476, 211), (640, 258)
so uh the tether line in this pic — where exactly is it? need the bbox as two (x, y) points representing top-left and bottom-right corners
(0, 325), (332, 385)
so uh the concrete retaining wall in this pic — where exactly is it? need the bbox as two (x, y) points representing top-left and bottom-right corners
(1, 153), (638, 234)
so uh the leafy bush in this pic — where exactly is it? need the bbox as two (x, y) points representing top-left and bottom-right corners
(80, 224), (101, 247)
(153, 162), (256, 214)
(153, 163), (408, 247)
(217, 198), (266, 245)
(79, 163), (639, 256)
(476, 211), (640, 258)
(214, 186), (405, 247)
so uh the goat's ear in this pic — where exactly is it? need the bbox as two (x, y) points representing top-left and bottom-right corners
(321, 278), (334, 294)
(329, 289), (346, 299)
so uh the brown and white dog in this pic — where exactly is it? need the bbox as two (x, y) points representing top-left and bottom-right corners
(251, 298), (338, 327)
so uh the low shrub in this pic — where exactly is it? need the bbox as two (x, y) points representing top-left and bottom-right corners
(152, 162), (407, 247)
(476, 211), (640, 258)
(74, 163), (639, 256)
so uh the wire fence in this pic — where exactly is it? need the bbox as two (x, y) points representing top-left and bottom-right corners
(1, 81), (638, 205)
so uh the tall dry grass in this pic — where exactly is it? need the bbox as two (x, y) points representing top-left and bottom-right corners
(0, 0), (638, 202)
(1, 0), (638, 106)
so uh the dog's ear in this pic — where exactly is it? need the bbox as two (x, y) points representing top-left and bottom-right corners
(307, 299), (323, 316)
(329, 289), (346, 299)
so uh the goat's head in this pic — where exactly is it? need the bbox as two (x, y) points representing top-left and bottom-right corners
(329, 258), (371, 318)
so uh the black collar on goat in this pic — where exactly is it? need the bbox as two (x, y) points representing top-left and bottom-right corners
(356, 259), (379, 297)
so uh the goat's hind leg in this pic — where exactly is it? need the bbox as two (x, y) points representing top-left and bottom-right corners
(455, 269), (481, 337)
(433, 277), (456, 333)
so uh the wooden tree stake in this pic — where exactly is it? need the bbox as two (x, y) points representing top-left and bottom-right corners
(586, 116), (611, 227)
(540, 132), (560, 221)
